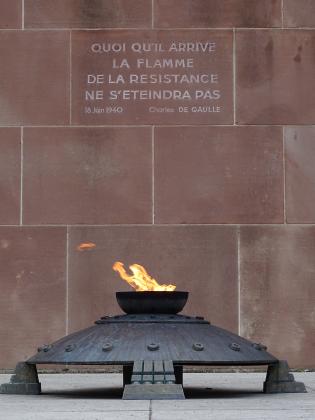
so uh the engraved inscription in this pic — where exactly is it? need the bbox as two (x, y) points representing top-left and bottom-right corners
(72, 31), (233, 124)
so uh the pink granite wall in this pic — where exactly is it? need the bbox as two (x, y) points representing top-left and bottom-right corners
(0, 0), (314, 369)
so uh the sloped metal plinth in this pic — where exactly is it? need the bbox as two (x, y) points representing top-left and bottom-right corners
(27, 314), (278, 366)
(1, 313), (307, 398)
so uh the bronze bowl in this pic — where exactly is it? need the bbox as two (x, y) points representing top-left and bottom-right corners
(116, 291), (188, 314)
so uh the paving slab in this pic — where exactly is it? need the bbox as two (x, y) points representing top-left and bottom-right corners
(152, 410), (315, 420)
(0, 373), (150, 416)
(3, 414), (149, 420)
(152, 373), (315, 411)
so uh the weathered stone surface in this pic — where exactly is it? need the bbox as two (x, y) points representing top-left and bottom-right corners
(23, 127), (152, 224)
(0, 227), (66, 369)
(284, 0), (315, 27)
(240, 226), (315, 368)
(155, 0), (281, 28)
(237, 30), (315, 124)
(0, 128), (20, 224)
(285, 126), (315, 223)
(155, 126), (283, 223)
(0, 31), (69, 125)
(0, 0), (21, 28)
(25, 0), (152, 28)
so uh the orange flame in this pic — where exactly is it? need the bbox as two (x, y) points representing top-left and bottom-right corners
(112, 261), (176, 292)
(77, 242), (96, 251)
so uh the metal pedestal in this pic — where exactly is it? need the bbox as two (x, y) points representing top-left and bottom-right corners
(123, 360), (185, 400)
(0, 362), (41, 395)
(264, 360), (307, 393)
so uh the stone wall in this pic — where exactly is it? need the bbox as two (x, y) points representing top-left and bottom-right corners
(0, 0), (314, 368)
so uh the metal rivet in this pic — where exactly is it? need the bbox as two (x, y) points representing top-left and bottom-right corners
(102, 343), (113, 352)
(147, 343), (159, 351)
(65, 344), (75, 352)
(229, 343), (241, 352)
(252, 343), (267, 351)
(43, 345), (52, 352)
(38, 344), (51, 353)
(193, 343), (204, 351)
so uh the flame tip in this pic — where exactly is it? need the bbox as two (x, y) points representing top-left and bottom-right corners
(112, 261), (176, 292)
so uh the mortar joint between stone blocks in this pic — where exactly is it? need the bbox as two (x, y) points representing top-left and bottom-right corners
(152, 126), (155, 225)
(66, 226), (70, 335)
(237, 226), (241, 336)
(19, 127), (24, 226)
(69, 31), (72, 125)
(233, 28), (236, 125)
(283, 126), (287, 224)
(22, 0), (25, 30)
